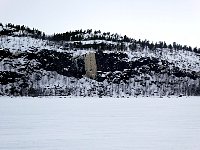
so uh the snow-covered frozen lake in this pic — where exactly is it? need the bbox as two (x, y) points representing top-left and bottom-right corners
(0, 97), (200, 150)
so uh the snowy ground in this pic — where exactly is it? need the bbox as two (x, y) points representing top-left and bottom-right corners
(0, 97), (200, 150)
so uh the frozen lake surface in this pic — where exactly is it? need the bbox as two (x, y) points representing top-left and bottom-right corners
(0, 97), (200, 150)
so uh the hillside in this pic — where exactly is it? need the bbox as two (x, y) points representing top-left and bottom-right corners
(0, 23), (200, 97)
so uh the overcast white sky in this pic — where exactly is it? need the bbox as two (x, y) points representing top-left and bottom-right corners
(0, 0), (200, 47)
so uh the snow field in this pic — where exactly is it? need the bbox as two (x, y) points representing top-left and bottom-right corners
(0, 97), (200, 150)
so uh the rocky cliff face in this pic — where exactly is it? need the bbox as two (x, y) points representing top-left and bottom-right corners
(84, 52), (97, 79)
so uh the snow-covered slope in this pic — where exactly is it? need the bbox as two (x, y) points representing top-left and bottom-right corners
(125, 48), (200, 72)
(0, 36), (53, 52)
(1, 35), (199, 72)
